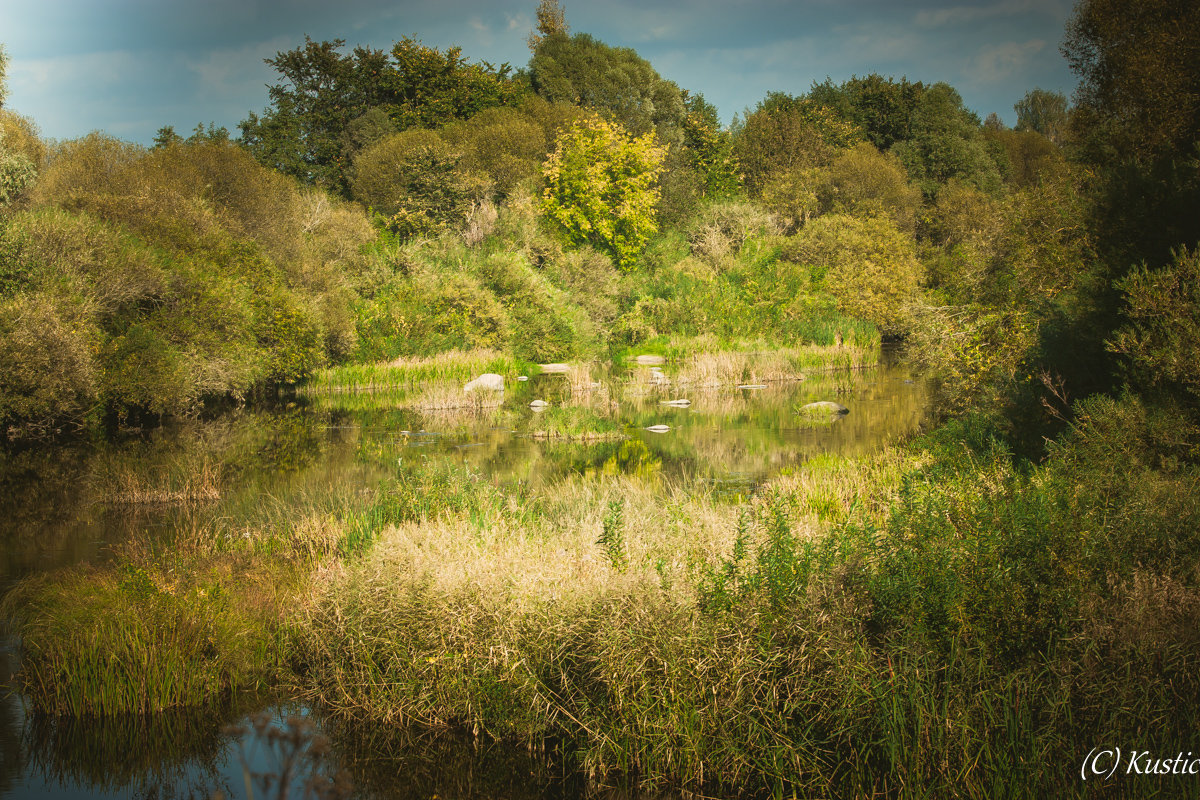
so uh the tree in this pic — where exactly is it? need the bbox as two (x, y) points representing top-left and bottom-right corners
(541, 115), (666, 269)
(1014, 88), (1068, 143)
(1063, 0), (1200, 167)
(529, 32), (687, 146)
(734, 93), (863, 194)
(151, 125), (182, 149)
(890, 82), (1002, 199)
(351, 129), (487, 239)
(1109, 247), (1200, 406)
(784, 213), (922, 332)
(0, 44), (8, 109)
(528, 0), (568, 51)
(1062, 0), (1200, 274)
(808, 74), (926, 151)
(240, 36), (524, 194)
(680, 92), (740, 198)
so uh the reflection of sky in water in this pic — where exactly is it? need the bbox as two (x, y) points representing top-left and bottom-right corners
(0, 359), (929, 800)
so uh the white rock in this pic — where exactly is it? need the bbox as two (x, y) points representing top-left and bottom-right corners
(464, 373), (505, 393)
(529, 399), (549, 411)
(645, 424), (671, 433)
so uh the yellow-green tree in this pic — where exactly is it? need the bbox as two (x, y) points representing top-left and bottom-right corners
(784, 213), (922, 332)
(541, 115), (665, 269)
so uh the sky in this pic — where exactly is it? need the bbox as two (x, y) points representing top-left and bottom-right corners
(2, 0), (1080, 145)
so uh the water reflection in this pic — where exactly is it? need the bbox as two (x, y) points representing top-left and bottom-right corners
(0, 357), (928, 800)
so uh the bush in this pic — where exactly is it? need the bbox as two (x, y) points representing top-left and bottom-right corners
(350, 129), (487, 239)
(541, 115), (666, 269)
(783, 213), (922, 332)
(0, 294), (98, 434)
(1109, 247), (1200, 405)
(684, 198), (778, 261)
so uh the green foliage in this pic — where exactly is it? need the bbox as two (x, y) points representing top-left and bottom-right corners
(1062, 0), (1200, 307)
(541, 115), (666, 270)
(598, 499), (628, 572)
(680, 97), (741, 198)
(1064, 0), (1200, 167)
(807, 74), (927, 151)
(1109, 247), (1200, 406)
(0, 293), (98, 434)
(1013, 88), (1069, 143)
(2, 134), (373, 432)
(761, 143), (920, 233)
(0, 111), (40, 206)
(783, 213), (922, 332)
(889, 83), (1002, 199)
(350, 129), (486, 239)
(440, 106), (547, 199)
(907, 305), (1039, 413)
(734, 93), (864, 194)
(684, 198), (778, 261)
(239, 36), (525, 194)
(529, 32), (687, 145)
(981, 126), (1065, 188)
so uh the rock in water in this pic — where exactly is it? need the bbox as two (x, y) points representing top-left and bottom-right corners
(660, 399), (691, 407)
(529, 399), (549, 411)
(645, 424), (671, 433)
(798, 401), (849, 415)
(464, 373), (505, 393)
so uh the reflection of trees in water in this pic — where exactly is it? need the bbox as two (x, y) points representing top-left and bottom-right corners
(18, 701), (254, 798)
(0, 641), (23, 796)
(316, 712), (594, 800)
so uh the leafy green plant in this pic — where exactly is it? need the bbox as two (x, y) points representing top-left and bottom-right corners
(598, 498), (627, 572)
(541, 115), (666, 269)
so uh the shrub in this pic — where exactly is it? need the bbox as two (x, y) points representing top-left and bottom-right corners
(350, 129), (487, 239)
(540, 115), (666, 269)
(1108, 247), (1200, 405)
(684, 198), (778, 261)
(783, 213), (922, 332)
(0, 293), (98, 434)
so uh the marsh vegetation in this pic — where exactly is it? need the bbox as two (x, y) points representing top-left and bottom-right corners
(2, 0), (1200, 796)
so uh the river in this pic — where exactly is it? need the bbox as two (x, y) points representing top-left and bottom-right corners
(0, 356), (929, 799)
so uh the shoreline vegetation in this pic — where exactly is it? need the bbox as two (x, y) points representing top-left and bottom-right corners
(4, 404), (1198, 797)
(3, 0), (1200, 797)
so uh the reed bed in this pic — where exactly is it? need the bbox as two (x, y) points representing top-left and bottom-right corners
(301, 349), (534, 395)
(7, 404), (1200, 797)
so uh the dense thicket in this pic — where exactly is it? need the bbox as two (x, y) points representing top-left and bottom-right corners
(4, 2), (1200, 797)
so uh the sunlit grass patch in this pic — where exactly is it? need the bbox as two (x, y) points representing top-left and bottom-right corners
(302, 349), (535, 395)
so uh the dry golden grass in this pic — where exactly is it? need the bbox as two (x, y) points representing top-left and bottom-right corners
(101, 459), (222, 505)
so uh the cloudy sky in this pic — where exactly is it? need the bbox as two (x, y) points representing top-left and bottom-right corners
(3, 0), (1079, 145)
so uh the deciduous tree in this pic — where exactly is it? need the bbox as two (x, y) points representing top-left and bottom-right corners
(540, 115), (665, 269)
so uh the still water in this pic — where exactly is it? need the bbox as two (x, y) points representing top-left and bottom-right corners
(0, 357), (929, 799)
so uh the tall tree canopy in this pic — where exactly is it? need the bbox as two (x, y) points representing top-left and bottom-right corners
(1064, 0), (1200, 167)
(1014, 88), (1069, 143)
(528, 32), (687, 146)
(807, 74), (926, 151)
(240, 36), (525, 194)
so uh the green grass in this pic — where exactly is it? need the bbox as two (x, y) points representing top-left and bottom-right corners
(301, 350), (536, 395)
(5, 399), (1199, 798)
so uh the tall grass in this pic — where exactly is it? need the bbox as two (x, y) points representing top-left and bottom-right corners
(7, 398), (1198, 797)
(302, 349), (535, 394)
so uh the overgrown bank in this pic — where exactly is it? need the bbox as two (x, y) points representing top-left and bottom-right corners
(5, 395), (1199, 796)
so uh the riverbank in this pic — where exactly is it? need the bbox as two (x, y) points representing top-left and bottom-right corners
(5, 390), (1198, 798)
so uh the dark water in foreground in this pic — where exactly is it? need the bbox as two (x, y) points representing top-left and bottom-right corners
(0, 358), (930, 799)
